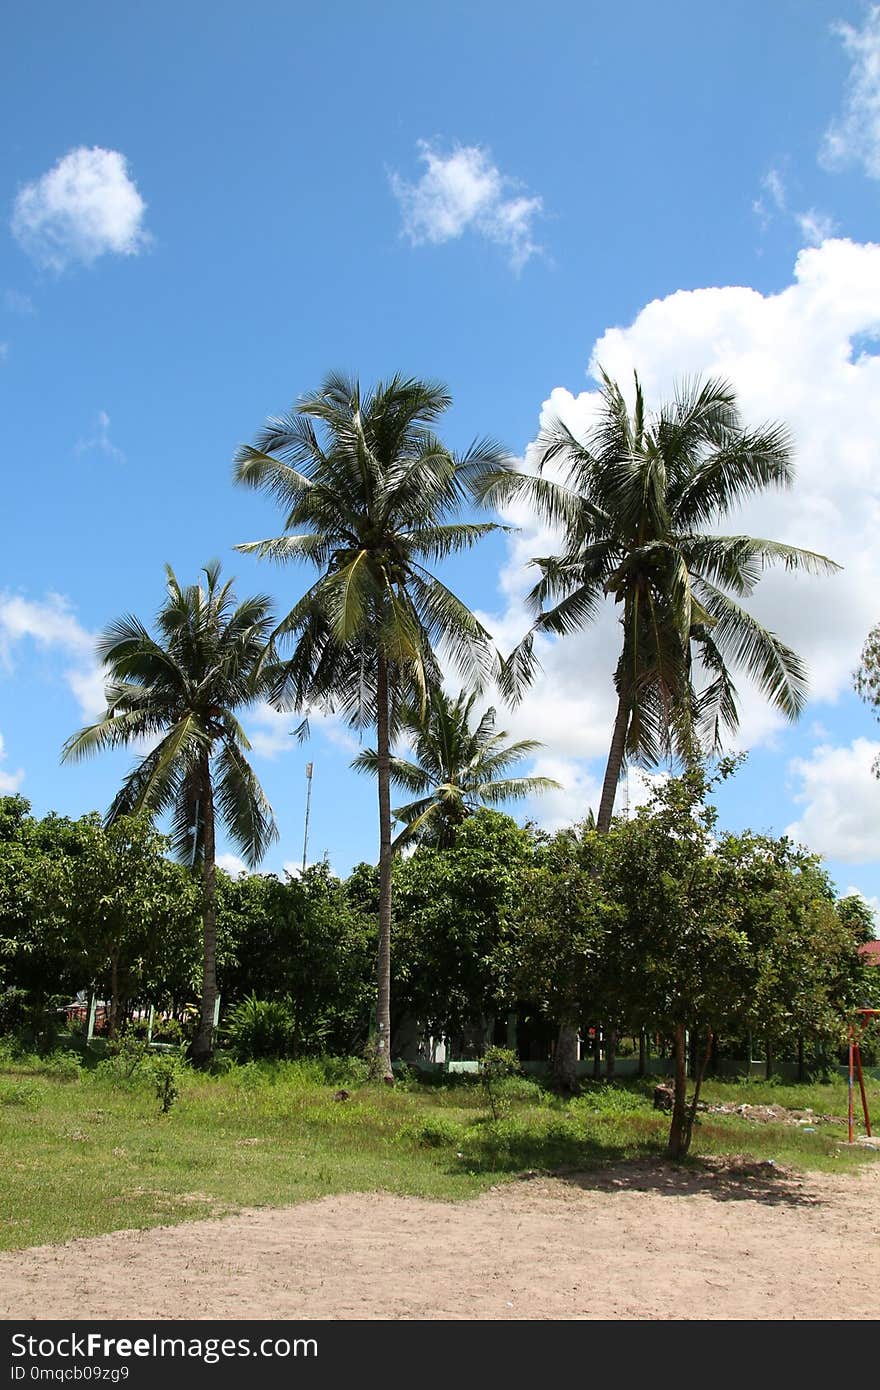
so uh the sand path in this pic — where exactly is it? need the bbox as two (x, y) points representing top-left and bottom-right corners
(3, 1159), (878, 1321)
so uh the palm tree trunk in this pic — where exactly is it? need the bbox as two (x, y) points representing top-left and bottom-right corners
(373, 653), (394, 1082)
(191, 756), (217, 1067)
(596, 686), (630, 833)
(555, 685), (630, 1085)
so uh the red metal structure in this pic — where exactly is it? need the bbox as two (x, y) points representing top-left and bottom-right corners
(848, 1008), (879, 1143)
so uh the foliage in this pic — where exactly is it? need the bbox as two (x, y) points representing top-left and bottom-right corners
(498, 824), (621, 1032)
(152, 1054), (181, 1114)
(36, 814), (197, 1039)
(217, 863), (376, 1054)
(353, 686), (558, 849)
(478, 1045), (521, 1120)
(391, 810), (533, 1042)
(225, 995), (297, 1061)
(478, 373), (838, 827)
(854, 620), (880, 776)
(234, 372), (508, 1076)
(61, 563), (280, 1063)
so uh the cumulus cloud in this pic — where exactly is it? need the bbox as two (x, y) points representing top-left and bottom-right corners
(0, 733), (24, 795)
(523, 755), (664, 832)
(843, 885), (880, 923)
(11, 147), (148, 272)
(389, 141), (543, 270)
(217, 853), (248, 877)
(786, 738), (880, 862)
(75, 410), (125, 466)
(0, 592), (104, 719)
(821, 6), (880, 176)
(478, 238), (880, 827)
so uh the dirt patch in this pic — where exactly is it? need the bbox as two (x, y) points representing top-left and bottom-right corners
(2, 1158), (878, 1320)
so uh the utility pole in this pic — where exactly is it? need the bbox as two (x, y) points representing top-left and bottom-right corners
(302, 761), (313, 875)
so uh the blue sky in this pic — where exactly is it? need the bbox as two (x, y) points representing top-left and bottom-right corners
(2, 2), (880, 918)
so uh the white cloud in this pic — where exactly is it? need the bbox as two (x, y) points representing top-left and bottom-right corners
(75, 409), (125, 466)
(786, 739), (880, 862)
(11, 147), (148, 272)
(479, 238), (880, 827)
(246, 701), (359, 760)
(821, 6), (880, 176)
(217, 853), (248, 877)
(0, 733), (24, 795)
(390, 141), (543, 271)
(842, 885), (880, 929)
(753, 167), (836, 247)
(795, 208), (837, 247)
(0, 592), (104, 719)
(522, 755), (664, 832)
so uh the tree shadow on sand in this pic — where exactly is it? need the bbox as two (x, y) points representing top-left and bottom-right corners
(535, 1156), (828, 1208)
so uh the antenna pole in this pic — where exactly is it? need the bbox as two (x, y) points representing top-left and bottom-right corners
(302, 762), (313, 875)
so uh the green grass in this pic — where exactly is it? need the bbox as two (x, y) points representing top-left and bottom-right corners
(0, 1051), (877, 1252)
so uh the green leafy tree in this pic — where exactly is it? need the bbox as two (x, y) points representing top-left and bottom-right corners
(352, 686), (559, 849)
(499, 825), (621, 1089)
(479, 372), (838, 831)
(0, 798), (79, 1037)
(62, 563), (279, 1063)
(391, 809), (532, 1048)
(217, 864), (376, 1053)
(37, 814), (192, 1039)
(234, 373), (507, 1077)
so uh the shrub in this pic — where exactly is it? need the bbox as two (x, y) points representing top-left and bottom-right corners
(572, 1084), (649, 1117)
(151, 1054), (181, 1115)
(225, 996), (296, 1062)
(478, 1046), (522, 1120)
(0, 1079), (42, 1108)
(398, 1115), (465, 1149)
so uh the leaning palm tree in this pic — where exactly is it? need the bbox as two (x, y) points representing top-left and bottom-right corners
(62, 563), (279, 1064)
(352, 686), (560, 849)
(477, 371), (839, 1090)
(479, 371), (840, 831)
(234, 372), (508, 1078)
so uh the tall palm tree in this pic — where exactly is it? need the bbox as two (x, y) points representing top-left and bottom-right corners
(479, 372), (840, 831)
(352, 686), (560, 849)
(233, 372), (508, 1078)
(62, 562), (279, 1064)
(477, 372), (839, 1090)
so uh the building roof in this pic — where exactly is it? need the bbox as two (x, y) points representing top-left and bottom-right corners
(859, 940), (880, 966)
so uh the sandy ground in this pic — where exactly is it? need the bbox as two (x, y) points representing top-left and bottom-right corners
(2, 1158), (879, 1320)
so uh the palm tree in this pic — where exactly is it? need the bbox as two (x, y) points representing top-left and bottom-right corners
(352, 686), (560, 849)
(477, 372), (839, 1090)
(233, 372), (508, 1078)
(480, 372), (840, 831)
(62, 562), (279, 1064)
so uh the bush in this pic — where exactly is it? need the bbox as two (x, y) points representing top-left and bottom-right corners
(478, 1046), (522, 1120)
(0, 1079), (42, 1108)
(41, 1052), (82, 1083)
(151, 1054), (181, 1115)
(0, 988), (31, 1036)
(225, 996), (296, 1062)
(398, 1115), (465, 1149)
(572, 1084), (649, 1117)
